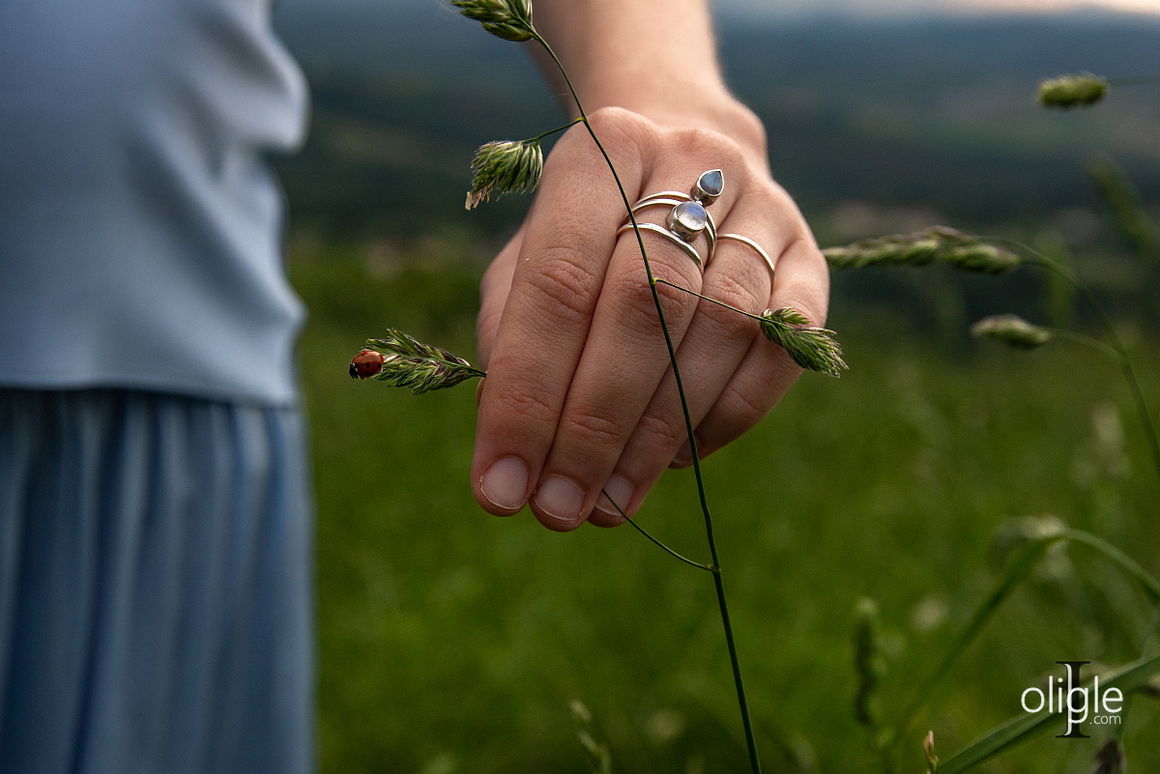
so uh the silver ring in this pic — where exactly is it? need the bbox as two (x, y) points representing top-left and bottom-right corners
(632, 198), (718, 256)
(634, 191), (693, 204)
(626, 199), (717, 261)
(718, 233), (775, 280)
(618, 170), (726, 268)
(617, 222), (703, 269)
(667, 200), (711, 242)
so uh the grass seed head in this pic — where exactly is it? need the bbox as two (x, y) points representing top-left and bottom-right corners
(823, 235), (939, 269)
(824, 227), (1021, 274)
(923, 730), (940, 773)
(466, 138), (544, 209)
(451, 0), (535, 42)
(759, 307), (848, 377)
(971, 314), (1052, 349)
(351, 329), (485, 394)
(852, 598), (884, 730)
(942, 243), (1020, 274)
(569, 700), (612, 774)
(1038, 73), (1109, 109)
(990, 515), (1070, 578)
(1091, 739), (1125, 774)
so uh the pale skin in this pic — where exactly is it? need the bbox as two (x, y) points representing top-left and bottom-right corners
(472, 0), (830, 530)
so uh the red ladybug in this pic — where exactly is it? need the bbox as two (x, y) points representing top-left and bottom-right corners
(349, 349), (385, 379)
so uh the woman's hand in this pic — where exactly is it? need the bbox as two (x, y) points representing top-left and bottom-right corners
(470, 101), (829, 530)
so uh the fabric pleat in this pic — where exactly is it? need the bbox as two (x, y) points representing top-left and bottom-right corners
(0, 389), (313, 774)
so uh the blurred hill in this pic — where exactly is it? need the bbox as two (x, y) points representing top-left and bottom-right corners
(273, 4), (1160, 328)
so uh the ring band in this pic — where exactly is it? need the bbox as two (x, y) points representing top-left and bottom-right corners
(617, 222), (704, 269)
(635, 191), (694, 203)
(718, 233), (776, 279)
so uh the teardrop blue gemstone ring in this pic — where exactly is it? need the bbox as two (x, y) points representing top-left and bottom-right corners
(691, 169), (724, 205)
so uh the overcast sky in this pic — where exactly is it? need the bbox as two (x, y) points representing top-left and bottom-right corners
(713, 0), (1160, 17)
(339, 0), (1160, 14)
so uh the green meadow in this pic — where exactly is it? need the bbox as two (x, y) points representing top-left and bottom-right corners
(295, 253), (1160, 773)
(276, 8), (1160, 770)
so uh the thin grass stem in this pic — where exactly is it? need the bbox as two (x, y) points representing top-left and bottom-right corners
(888, 537), (1062, 752)
(533, 33), (763, 773)
(654, 278), (766, 322)
(936, 652), (1160, 774)
(1114, 605), (1160, 746)
(599, 489), (716, 572)
(889, 527), (1160, 759)
(1042, 327), (1122, 361)
(1061, 528), (1160, 604)
(994, 239), (1160, 488)
(527, 117), (584, 144)
(1062, 522), (1160, 749)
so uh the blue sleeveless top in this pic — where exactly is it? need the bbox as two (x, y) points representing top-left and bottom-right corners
(0, 0), (308, 405)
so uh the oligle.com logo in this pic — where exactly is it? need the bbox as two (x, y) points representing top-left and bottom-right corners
(1020, 661), (1123, 738)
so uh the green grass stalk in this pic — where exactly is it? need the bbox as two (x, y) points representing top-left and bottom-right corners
(887, 537), (1059, 752)
(599, 489), (715, 572)
(889, 526), (1160, 765)
(935, 653), (1160, 774)
(1014, 246), (1160, 486)
(531, 32), (764, 774)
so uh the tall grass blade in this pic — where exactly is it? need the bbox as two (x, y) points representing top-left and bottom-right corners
(891, 537), (1061, 747)
(937, 653), (1160, 774)
(1088, 157), (1160, 264)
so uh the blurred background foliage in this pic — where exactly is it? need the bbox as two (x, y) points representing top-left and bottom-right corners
(275, 2), (1160, 771)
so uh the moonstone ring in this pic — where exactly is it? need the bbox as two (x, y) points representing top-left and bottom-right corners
(619, 169), (775, 282)
(618, 170), (726, 269)
(666, 200), (710, 242)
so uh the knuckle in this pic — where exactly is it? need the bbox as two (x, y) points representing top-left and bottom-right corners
(517, 246), (601, 323)
(666, 125), (748, 172)
(610, 266), (697, 336)
(486, 375), (558, 428)
(585, 106), (659, 156)
(700, 272), (764, 339)
(652, 270), (700, 316)
(560, 406), (624, 452)
(768, 183), (807, 219)
(614, 280), (667, 341)
(732, 107), (768, 158)
(544, 126), (594, 174)
(548, 107), (659, 179)
(717, 380), (771, 436)
(633, 407), (686, 455)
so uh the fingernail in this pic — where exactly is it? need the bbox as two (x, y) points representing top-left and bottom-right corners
(595, 475), (634, 517)
(533, 475), (585, 526)
(480, 457), (528, 511)
(671, 440), (693, 468)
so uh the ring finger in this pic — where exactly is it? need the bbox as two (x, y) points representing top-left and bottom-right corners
(528, 167), (743, 529)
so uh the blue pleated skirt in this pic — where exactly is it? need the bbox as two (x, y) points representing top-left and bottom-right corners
(0, 389), (313, 773)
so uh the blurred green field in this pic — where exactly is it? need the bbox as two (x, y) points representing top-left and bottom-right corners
(293, 253), (1160, 773)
